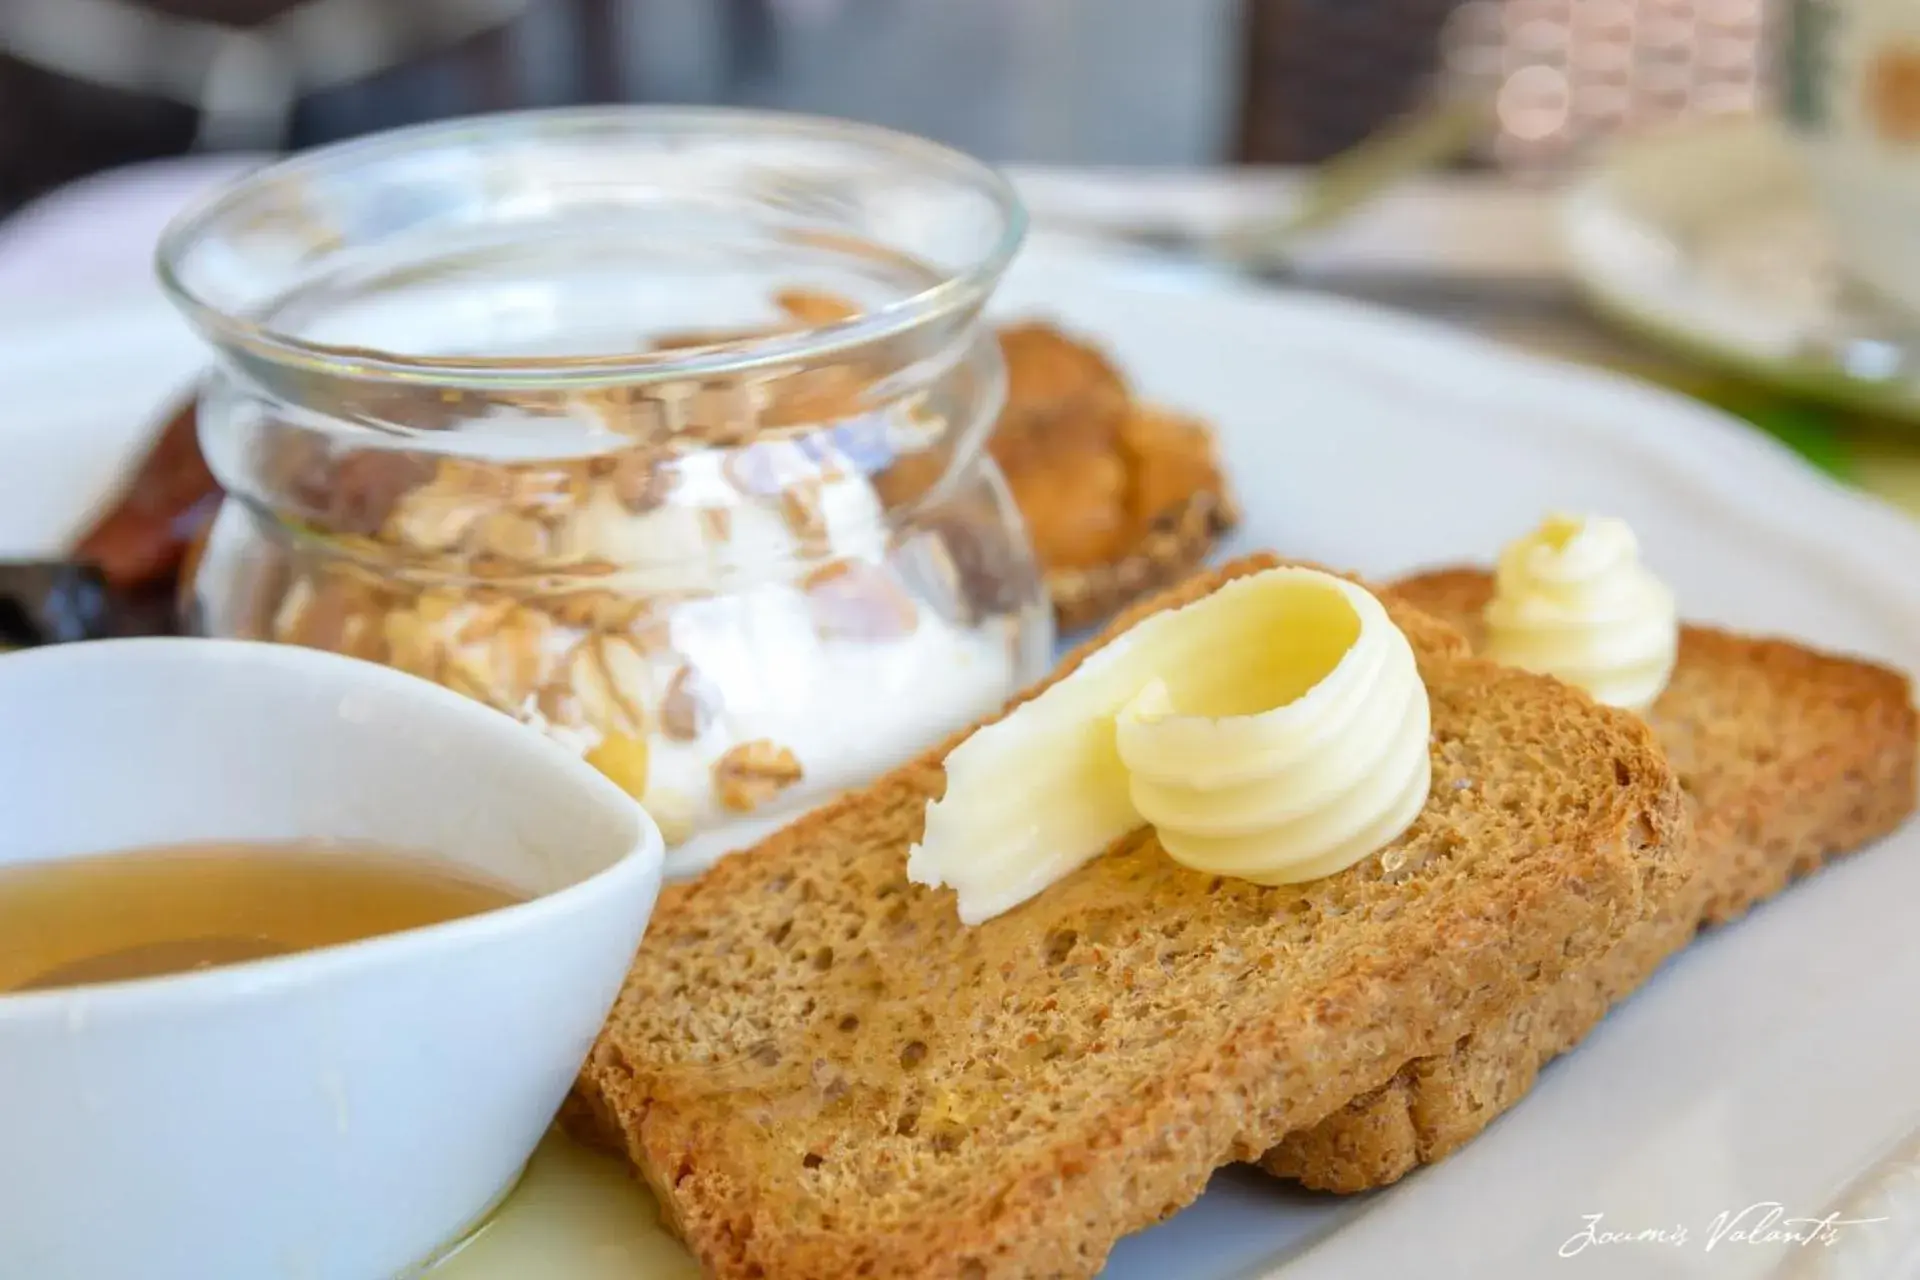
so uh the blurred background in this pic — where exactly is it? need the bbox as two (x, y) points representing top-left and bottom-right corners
(6, 0), (1918, 508)
(0, 0), (1770, 210)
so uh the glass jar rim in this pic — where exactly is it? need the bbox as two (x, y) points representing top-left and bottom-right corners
(153, 105), (1027, 392)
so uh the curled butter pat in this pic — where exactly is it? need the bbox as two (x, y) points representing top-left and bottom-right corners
(1116, 577), (1431, 884)
(907, 567), (1433, 924)
(1483, 513), (1678, 711)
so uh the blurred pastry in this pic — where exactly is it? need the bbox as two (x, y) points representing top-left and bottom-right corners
(989, 322), (1237, 630)
(73, 397), (217, 594)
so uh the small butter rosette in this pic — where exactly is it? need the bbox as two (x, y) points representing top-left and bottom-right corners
(1484, 513), (1678, 711)
(907, 566), (1434, 924)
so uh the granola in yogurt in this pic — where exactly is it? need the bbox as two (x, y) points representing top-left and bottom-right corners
(263, 331), (1005, 851)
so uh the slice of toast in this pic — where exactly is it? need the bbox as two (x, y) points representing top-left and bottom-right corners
(567, 555), (1690, 1279)
(1259, 566), (1918, 1193)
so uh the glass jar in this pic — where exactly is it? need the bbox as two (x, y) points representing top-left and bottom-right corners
(156, 107), (1052, 875)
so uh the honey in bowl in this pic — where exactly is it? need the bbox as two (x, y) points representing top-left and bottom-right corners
(0, 841), (526, 994)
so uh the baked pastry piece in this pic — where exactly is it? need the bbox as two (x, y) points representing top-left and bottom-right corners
(991, 323), (1237, 630)
(1259, 566), (1918, 1193)
(567, 554), (1690, 1279)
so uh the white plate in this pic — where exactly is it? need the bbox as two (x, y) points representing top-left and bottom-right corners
(3, 249), (1918, 1280)
(1562, 113), (1920, 425)
(0, 297), (204, 556)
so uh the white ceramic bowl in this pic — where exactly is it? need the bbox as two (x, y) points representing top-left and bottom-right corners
(0, 639), (664, 1280)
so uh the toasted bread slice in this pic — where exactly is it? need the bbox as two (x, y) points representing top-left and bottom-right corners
(1260, 566), (1918, 1193)
(568, 555), (1690, 1279)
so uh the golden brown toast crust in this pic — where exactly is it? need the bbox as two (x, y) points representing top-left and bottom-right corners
(569, 555), (1690, 1279)
(1259, 565), (1919, 1193)
(1257, 890), (1702, 1192)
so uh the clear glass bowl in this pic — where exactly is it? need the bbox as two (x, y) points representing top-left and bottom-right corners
(157, 107), (1052, 874)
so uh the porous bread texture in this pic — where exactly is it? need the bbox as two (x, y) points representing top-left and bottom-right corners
(1392, 568), (1917, 924)
(1260, 566), (1918, 1193)
(569, 555), (1690, 1280)
(1257, 885), (1702, 1192)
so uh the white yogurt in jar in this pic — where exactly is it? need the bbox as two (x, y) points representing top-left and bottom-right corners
(652, 587), (1025, 877)
(537, 441), (1045, 877)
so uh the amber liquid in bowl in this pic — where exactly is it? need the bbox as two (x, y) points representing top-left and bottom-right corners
(0, 842), (526, 993)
